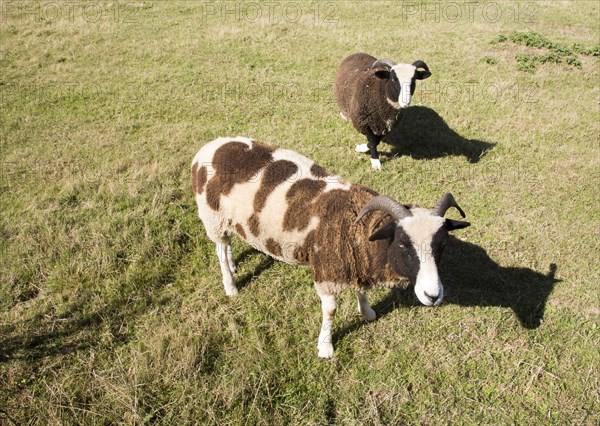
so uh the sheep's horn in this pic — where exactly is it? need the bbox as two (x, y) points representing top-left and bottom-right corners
(412, 60), (430, 71)
(355, 196), (411, 223)
(432, 193), (466, 218)
(372, 59), (397, 70)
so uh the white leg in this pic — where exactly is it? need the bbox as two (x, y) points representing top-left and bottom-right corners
(355, 143), (370, 153)
(316, 290), (337, 359)
(226, 244), (236, 273)
(370, 158), (382, 170)
(216, 241), (237, 296)
(357, 292), (376, 322)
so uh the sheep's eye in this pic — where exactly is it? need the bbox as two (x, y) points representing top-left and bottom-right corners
(397, 243), (405, 249)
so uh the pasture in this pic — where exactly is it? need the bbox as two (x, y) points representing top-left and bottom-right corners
(1, 1), (598, 424)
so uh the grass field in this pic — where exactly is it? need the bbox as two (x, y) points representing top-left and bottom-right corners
(1, 1), (599, 424)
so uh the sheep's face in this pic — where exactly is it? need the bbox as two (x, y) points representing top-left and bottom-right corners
(374, 62), (432, 109)
(391, 64), (418, 108)
(370, 208), (469, 306)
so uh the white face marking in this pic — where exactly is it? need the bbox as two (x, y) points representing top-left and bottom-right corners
(391, 64), (416, 108)
(400, 211), (445, 306)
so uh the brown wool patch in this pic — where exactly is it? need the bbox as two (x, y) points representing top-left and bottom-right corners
(310, 163), (331, 178)
(265, 238), (282, 257)
(235, 223), (247, 240)
(205, 141), (274, 210)
(282, 179), (327, 232)
(248, 213), (261, 237)
(293, 231), (314, 264)
(291, 185), (398, 286)
(191, 162), (208, 195)
(254, 160), (298, 213)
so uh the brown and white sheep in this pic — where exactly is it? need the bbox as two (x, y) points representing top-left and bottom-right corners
(192, 137), (469, 358)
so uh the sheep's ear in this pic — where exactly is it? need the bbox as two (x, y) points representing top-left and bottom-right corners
(368, 220), (397, 241)
(374, 69), (391, 80)
(412, 60), (431, 80)
(415, 69), (431, 80)
(445, 219), (470, 231)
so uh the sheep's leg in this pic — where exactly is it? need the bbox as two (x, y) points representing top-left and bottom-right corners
(356, 291), (377, 321)
(216, 238), (238, 297)
(315, 283), (337, 359)
(225, 244), (236, 273)
(366, 132), (382, 170)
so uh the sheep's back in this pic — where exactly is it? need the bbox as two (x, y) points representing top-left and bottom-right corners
(192, 138), (353, 264)
(334, 53), (377, 118)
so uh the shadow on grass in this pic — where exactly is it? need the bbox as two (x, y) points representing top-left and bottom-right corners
(0, 251), (182, 365)
(334, 237), (560, 344)
(379, 106), (496, 163)
(235, 248), (276, 291)
(0, 246), (275, 366)
(6, 236), (557, 364)
(0, 306), (129, 364)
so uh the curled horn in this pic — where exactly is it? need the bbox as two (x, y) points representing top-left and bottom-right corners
(432, 193), (466, 218)
(355, 196), (411, 223)
(412, 60), (430, 71)
(372, 59), (397, 70)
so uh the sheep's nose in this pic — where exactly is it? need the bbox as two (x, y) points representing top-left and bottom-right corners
(424, 292), (438, 305)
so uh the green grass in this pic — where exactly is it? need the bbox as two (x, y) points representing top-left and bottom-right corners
(491, 31), (600, 71)
(1, 1), (599, 424)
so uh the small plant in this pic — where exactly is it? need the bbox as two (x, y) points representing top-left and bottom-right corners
(482, 56), (497, 65)
(509, 32), (556, 49)
(572, 43), (600, 57)
(492, 31), (597, 71)
(515, 54), (538, 72)
(490, 35), (507, 44)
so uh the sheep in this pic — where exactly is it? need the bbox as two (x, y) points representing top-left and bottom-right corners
(334, 52), (432, 170)
(192, 137), (470, 358)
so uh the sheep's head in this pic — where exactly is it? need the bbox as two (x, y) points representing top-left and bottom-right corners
(356, 193), (469, 306)
(371, 59), (431, 109)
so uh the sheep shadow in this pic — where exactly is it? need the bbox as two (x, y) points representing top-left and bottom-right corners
(334, 237), (560, 344)
(0, 303), (130, 364)
(234, 248), (276, 291)
(381, 106), (496, 163)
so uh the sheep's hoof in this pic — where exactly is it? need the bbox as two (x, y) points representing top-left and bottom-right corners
(224, 286), (238, 297)
(355, 143), (370, 153)
(318, 343), (334, 359)
(370, 158), (382, 170)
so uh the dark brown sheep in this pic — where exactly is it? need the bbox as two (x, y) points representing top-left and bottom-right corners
(334, 52), (432, 170)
